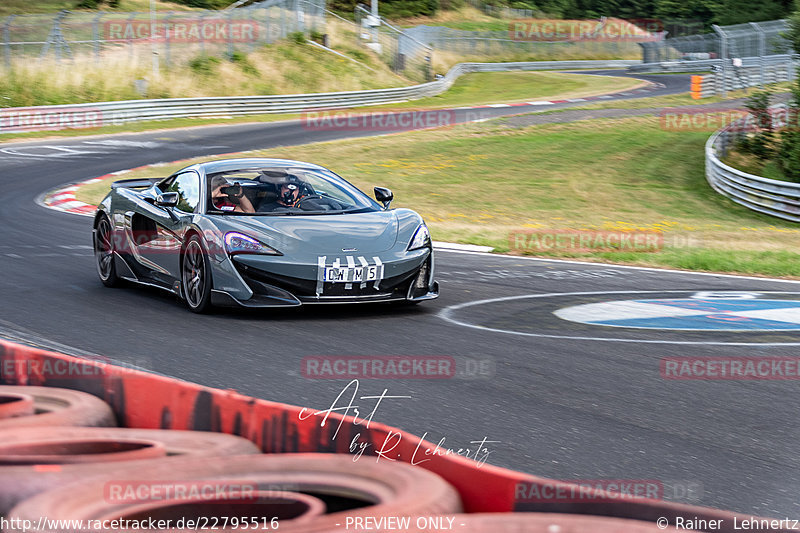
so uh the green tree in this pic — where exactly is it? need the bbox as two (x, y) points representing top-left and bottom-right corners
(714, 0), (792, 25)
(742, 90), (775, 160)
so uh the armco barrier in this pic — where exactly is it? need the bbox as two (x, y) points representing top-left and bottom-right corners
(705, 111), (800, 222)
(632, 54), (795, 98)
(629, 53), (792, 73)
(0, 59), (639, 134)
(0, 338), (789, 531)
(688, 65), (792, 99)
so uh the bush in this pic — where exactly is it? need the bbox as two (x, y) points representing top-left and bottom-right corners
(744, 90), (773, 132)
(777, 83), (800, 181)
(188, 55), (221, 76)
(739, 90), (775, 161)
(75, 0), (121, 7)
(289, 32), (307, 45)
(229, 51), (259, 76)
(778, 125), (800, 181)
(346, 48), (369, 62)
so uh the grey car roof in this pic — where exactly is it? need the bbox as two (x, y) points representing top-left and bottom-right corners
(199, 158), (329, 174)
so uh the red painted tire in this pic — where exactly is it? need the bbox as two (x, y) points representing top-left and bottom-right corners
(7, 454), (462, 532)
(382, 513), (676, 532)
(114, 491), (326, 526)
(0, 427), (260, 516)
(0, 386), (115, 429)
(0, 392), (34, 419)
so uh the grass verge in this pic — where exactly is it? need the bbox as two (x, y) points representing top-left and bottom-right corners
(0, 70), (640, 142)
(1, 39), (404, 108)
(75, 113), (800, 278)
(385, 71), (645, 109)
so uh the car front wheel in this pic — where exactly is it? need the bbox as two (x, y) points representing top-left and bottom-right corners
(94, 215), (120, 288)
(182, 235), (213, 313)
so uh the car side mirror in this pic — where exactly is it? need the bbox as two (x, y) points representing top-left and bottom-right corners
(155, 192), (180, 208)
(374, 187), (393, 209)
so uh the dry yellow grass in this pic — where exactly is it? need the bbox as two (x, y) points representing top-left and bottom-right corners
(393, 6), (501, 27)
(2, 34), (407, 106)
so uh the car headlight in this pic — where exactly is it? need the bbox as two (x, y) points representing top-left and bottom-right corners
(407, 223), (431, 251)
(224, 232), (282, 256)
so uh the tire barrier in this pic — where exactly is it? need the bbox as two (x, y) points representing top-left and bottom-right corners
(0, 392), (34, 419)
(6, 454), (463, 533)
(117, 491), (327, 526)
(0, 386), (116, 429)
(0, 427), (260, 515)
(0, 339), (785, 532)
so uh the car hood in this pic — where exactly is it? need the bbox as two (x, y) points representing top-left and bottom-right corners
(221, 210), (399, 255)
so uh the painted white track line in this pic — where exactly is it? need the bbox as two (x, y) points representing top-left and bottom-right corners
(435, 248), (800, 285)
(439, 290), (800, 345)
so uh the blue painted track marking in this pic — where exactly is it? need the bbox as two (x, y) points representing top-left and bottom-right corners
(555, 298), (800, 331)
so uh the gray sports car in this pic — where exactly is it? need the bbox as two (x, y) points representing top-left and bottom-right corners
(92, 158), (438, 312)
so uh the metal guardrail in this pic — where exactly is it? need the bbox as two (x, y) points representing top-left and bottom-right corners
(629, 54), (793, 72)
(634, 55), (794, 98)
(690, 64), (793, 98)
(706, 110), (800, 222)
(0, 59), (639, 134)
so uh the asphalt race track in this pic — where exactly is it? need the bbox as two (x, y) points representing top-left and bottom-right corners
(3, 71), (799, 518)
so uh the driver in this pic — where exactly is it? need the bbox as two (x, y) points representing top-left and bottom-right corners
(259, 174), (310, 211)
(276, 175), (306, 208)
(210, 176), (254, 213)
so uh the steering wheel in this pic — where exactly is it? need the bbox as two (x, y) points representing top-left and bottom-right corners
(294, 194), (323, 209)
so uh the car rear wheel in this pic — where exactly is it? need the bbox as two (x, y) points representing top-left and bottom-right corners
(94, 215), (119, 287)
(182, 236), (212, 313)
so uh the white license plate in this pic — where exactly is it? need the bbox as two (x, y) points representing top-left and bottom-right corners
(324, 265), (379, 283)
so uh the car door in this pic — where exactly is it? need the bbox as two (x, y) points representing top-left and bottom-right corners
(131, 170), (201, 288)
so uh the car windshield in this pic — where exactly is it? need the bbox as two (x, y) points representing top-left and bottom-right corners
(206, 167), (381, 216)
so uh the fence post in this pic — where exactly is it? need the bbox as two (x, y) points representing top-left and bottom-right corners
(92, 12), (103, 64)
(228, 8), (234, 57)
(2, 15), (15, 71)
(281, 2), (286, 39)
(712, 24), (727, 97)
(199, 11), (205, 55)
(40, 10), (72, 63)
(126, 12), (136, 60)
(749, 22), (765, 87)
(265, 5), (271, 44)
(164, 11), (172, 66)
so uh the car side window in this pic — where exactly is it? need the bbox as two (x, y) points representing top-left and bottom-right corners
(164, 171), (200, 213)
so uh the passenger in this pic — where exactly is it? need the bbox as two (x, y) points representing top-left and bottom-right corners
(210, 176), (254, 214)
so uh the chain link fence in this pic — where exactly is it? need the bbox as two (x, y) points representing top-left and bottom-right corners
(0, 1), (435, 82)
(0, 0), (326, 69)
(353, 4), (432, 81)
(401, 19), (654, 62)
(639, 19), (791, 63)
(637, 18), (795, 95)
